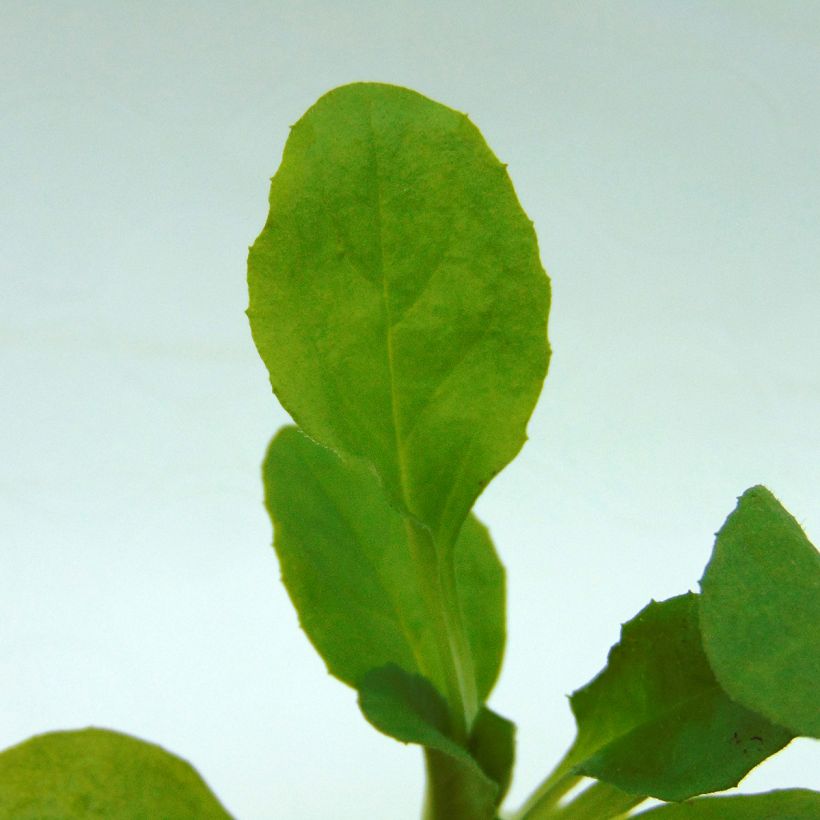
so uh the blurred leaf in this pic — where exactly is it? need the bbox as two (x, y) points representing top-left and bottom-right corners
(248, 81), (550, 551)
(262, 425), (505, 704)
(633, 788), (820, 818)
(0, 728), (230, 819)
(699, 486), (820, 737)
(563, 594), (792, 801)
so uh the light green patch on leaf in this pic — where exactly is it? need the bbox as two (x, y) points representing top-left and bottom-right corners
(247, 81), (550, 552)
(699, 485), (820, 737)
(563, 594), (792, 801)
(262, 425), (505, 704)
(632, 788), (820, 818)
(358, 665), (507, 819)
(0, 728), (231, 819)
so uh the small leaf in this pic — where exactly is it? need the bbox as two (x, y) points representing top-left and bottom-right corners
(632, 788), (820, 818)
(358, 665), (502, 819)
(468, 707), (515, 805)
(563, 594), (792, 801)
(699, 485), (820, 737)
(263, 425), (505, 704)
(0, 728), (231, 819)
(248, 82), (550, 551)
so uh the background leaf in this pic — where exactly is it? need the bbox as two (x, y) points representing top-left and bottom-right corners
(562, 594), (792, 801)
(248, 81), (550, 551)
(358, 665), (509, 819)
(632, 788), (820, 818)
(699, 486), (820, 737)
(263, 425), (505, 703)
(0, 728), (231, 819)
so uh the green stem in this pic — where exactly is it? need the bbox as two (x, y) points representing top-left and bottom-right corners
(550, 782), (645, 819)
(421, 750), (437, 820)
(511, 767), (580, 820)
(405, 519), (478, 741)
(421, 749), (456, 820)
(513, 761), (645, 820)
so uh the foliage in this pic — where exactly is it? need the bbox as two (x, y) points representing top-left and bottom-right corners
(0, 729), (229, 819)
(2, 82), (817, 819)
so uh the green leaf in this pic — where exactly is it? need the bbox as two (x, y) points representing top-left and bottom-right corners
(0, 728), (231, 819)
(358, 665), (508, 819)
(699, 485), (820, 737)
(562, 594), (792, 802)
(632, 788), (820, 818)
(247, 82), (550, 552)
(263, 425), (505, 705)
(467, 707), (515, 806)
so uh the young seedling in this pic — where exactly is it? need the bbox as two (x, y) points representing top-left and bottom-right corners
(0, 82), (817, 820)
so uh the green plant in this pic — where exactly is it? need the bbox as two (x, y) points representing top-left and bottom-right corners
(0, 82), (817, 819)
(245, 83), (820, 819)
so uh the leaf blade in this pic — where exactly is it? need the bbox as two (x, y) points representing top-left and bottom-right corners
(632, 789), (820, 818)
(467, 707), (516, 806)
(0, 728), (231, 819)
(564, 594), (792, 801)
(699, 485), (820, 737)
(262, 425), (506, 704)
(248, 82), (550, 550)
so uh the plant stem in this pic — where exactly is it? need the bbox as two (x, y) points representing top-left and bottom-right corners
(421, 750), (438, 820)
(513, 763), (645, 820)
(405, 518), (478, 742)
(549, 782), (645, 819)
(510, 767), (580, 820)
(421, 749), (456, 820)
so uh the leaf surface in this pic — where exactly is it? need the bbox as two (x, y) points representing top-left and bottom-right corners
(358, 665), (509, 819)
(563, 594), (792, 801)
(0, 728), (230, 819)
(248, 81), (550, 550)
(633, 788), (820, 818)
(699, 485), (820, 737)
(262, 425), (505, 702)
(467, 707), (515, 806)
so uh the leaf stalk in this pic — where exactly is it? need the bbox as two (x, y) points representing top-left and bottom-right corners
(404, 519), (479, 742)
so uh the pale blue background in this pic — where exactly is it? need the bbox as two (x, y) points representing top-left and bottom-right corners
(2, 2), (818, 817)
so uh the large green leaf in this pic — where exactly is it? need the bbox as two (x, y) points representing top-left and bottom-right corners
(633, 788), (820, 818)
(0, 728), (231, 818)
(248, 82), (550, 551)
(263, 425), (505, 705)
(562, 594), (792, 801)
(358, 665), (511, 820)
(699, 486), (820, 737)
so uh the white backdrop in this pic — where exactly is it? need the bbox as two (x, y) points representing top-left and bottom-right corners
(2, 2), (818, 817)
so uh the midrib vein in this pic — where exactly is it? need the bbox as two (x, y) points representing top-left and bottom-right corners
(364, 100), (476, 735)
(365, 100), (410, 502)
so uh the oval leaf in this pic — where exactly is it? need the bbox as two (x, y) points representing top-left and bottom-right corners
(633, 788), (820, 819)
(563, 594), (792, 802)
(263, 425), (505, 704)
(0, 728), (231, 818)
(699, 485), (820, 737)
(248, 82), (550, 550)
(358, 665), (510, 819)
